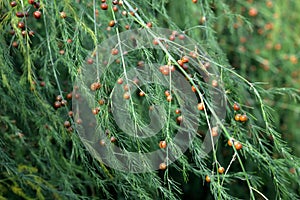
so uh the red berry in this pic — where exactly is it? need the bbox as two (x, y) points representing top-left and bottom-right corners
(110, 136), (116, 143)
(233, 102), (240, 111)
(18, 21), (25, 29)
(181, 56), (189, 63)
(90, 82), (101, 91)
(234, 114), (241, 121)
(159, 141), (167, 149)
(92, 108), (100, 115)
(123, 92), (130, 100)
(61, 100), (67, 106)
(98, 99), (105, 105)
(248, 7), (258, 17)
(60, 12), (67, 19)
(197, 102), (204, 110)
(33, 11), (42, 19)
(39, 81), (45, 87)
(10, 1), (17, 7)
(54, 101), (61, 108)
(16, 12), (24, 18)
(12, 41), (18, 48)
(146, 22), (152, 28)
(159, 162), (167, 170)
(227, 138), (235, 147)
(234, 142), (243, 150)
(108, 20), (116, 27)
(28, 30), (35, 37)
(205, 175), (211, 183)
(56, 95), (63, 101)
(239, 114), (248, 122)
(64, 121), (71, 128)
(99, 139), (105, 146)
(113, 6), (118, 12)
(101, 3), (108, 10)
(139, 91), (145, 97)
(176, 116), (183, 124)
(28, 0), (34, 4)
(111, 48), (119, 55)
(218, 167), (225, 174)
(66, 93), (72, 99)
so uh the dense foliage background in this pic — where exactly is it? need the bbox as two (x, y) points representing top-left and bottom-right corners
(0, 0), (299, 199)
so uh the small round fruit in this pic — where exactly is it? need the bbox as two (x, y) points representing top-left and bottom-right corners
(60, 11), (67, 19)
(234, 114), (241, 121)
(234, 142), (243, 150)
(28, 30), (35, 37)
(56, 95), (63, 101)
(192, 0), (197, 3)
(108, 20), (116, 27)
(99, 139), (105, 146)
(113, 6), (118, 12)
(111, 48), (119, 55)
(101, 3), (108, 10)
(10, 1), (17, 7)
(159, 162), (167, 170)
(123, 84), (129, 91)
(159, 141), (167, 149)
(98, 99), (105, 105)
(218, 167), (225, 174)
(166, 95), (172, 102)
(112, 0), (118, 5)
(33, 11), (42, 19)
(178, 34), (185, 40)
(146, 22), (152, 28)
(28, 0), (35, 4)
(211, 127), (218, 137)
(76, 118), (82, 124)
(239, 114), (248, 122)
(123, 92), (130, 100)
(39, 81), (45, 87)
(176, 116), (183, 124)
(152, 39), (159, 45)
(233, 102), (240, 111)
(64, 121), (71, 128)
(227, 138), (235, 147)
(66, 93), (72, 99)
(205, 175), (211, 183)
(61, 99), (67, 106)
(90, 82), (101, 91)
(181, 56), (189, 63)
(177, 59), (184, 66)
(164, 90), (170, 97)
(54, 101), (61, 108)
(212, 80), (218, 87)
(197, 102), (204, 111)
(110, 136), (116, 143)
(191, 85), (196, 92)
(117, 78), (123, 84)
(9, 29), (15, 35)
(248, 7), (258, 17)
(139, 91), (145, 97)
(169, 34), (175, 41)
(92, 108), (99, 115)
(18, 21), (25, 29)
(68, 111), (73, 117)
(12, 41), (18, 48)
(175, 109), (181, 114)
